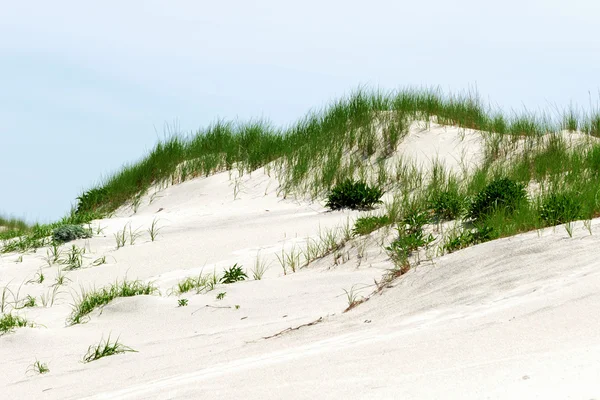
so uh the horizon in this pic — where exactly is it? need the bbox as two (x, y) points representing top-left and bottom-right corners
(2, 0), (599, 223)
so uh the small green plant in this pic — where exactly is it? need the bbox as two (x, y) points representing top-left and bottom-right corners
(220, 263), (247, 284)
(173, 272), (219, 295)
(325, 179), (383, 210)
(352, 215), (390, 236)
(21, 294), (37, 308)
(251, 252), (268, 280)
(216, 292), (226, 300)
(430, 189), (465, 220)
(234, 304), (240, 310)
(15, 255), (23, 263)
(82, 334), (137, 363)
(468, 177), (527, 220)
(91, 256), (107, 266)
(45, 242), (62, 266)
(128, 224), (142, 245)
(0, 313), (30, 335)
(539, 192), (582, 226)
(27, 268), (45, 284)
(147, 218), (163, 242)
(177, 298), (188, 307)
(565, 221), (574, 238)
(114, 223), (128, 249)
(342, 284), (365, 312)
(386, 208), (434, 266)
(52, 224), (92, 244)
(60, 245), (85, 270)
(583, 219), (593, 235)
(53, 268), (71, 287)
(26, 359), (50, 375)
(39, 285), (63, 308)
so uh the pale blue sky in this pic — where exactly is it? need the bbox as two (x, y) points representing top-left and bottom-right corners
(1, 0), (599, 223)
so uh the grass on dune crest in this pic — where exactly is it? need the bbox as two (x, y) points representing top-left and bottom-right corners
(2, 87), (600, 255)
(72, 88), (600, 218)
(0, 215), (29, 233)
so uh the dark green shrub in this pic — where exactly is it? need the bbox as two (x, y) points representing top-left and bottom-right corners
(325, 179), (383, 210)
(430, 190), (465, 220)
(352, 215), (390, 236)
(468, 178), (527, 220)
(220, 263), (247, 284)
(52, 224), (92, 243)
(539, 193), (582, 225)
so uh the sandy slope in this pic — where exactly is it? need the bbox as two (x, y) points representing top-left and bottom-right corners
(1, 124), (599, 399)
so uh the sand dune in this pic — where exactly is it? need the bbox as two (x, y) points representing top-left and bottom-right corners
(1, 123), (599, 399)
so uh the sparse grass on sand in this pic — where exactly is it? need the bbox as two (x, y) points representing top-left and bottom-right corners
(68, 280), (158, 325)
(82, 334), (137, 363)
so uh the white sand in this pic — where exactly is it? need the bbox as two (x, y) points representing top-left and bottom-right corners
(1, 124), (599, 399)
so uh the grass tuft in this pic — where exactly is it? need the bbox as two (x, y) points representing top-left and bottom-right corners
(82, 334), (137, 363)
(68, 280), (158, 325)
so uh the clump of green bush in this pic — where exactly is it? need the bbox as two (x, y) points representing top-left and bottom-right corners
(52, 224), (92, 243)
(352, 215), (390, 236)
(430, 189), (465, 220)
(539, 192), (583, 225)
(220, 263), (247, 284)
(325, 179), (383, 210)
(386, 209), (434, 264)
(468, 178), (527, 220)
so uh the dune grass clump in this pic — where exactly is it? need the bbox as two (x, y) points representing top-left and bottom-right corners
(173, 272), (219, 295)
(68, 280), (158, 325)
(443, 225), (495, 253)
(468, 177), (528, 221)
(429, 188), (466, 221)
(52, 224), (92, 243)
(386, 209), (434, 268)
(539, 192), (583, 226)
(352, 215), (390, 236)
(0, 313), (31, 335)
(0, 215), (29, 234)
(82, 334), (137, 363)
(325, 179), (383, 211)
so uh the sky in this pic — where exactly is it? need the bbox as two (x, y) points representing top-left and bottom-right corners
(1, 0), (599, 223)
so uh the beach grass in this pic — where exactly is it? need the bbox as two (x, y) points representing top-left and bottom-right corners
(68, 280), (158, 325)
(3, 87), (600, 260)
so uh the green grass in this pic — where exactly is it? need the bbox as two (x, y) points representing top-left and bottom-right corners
(0, 215), (29, 232)
(26, 359), (50, 375)
(352, 215), (390, 236)
(68, 280), (158, 325)
(3, 87), (600, 274)
(82, 334), (137, 363)
(1, 210), (101, 254)
(68, 88), (598, 219)
(0, 313), (31, 335)
(172, 271), (219, 295)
